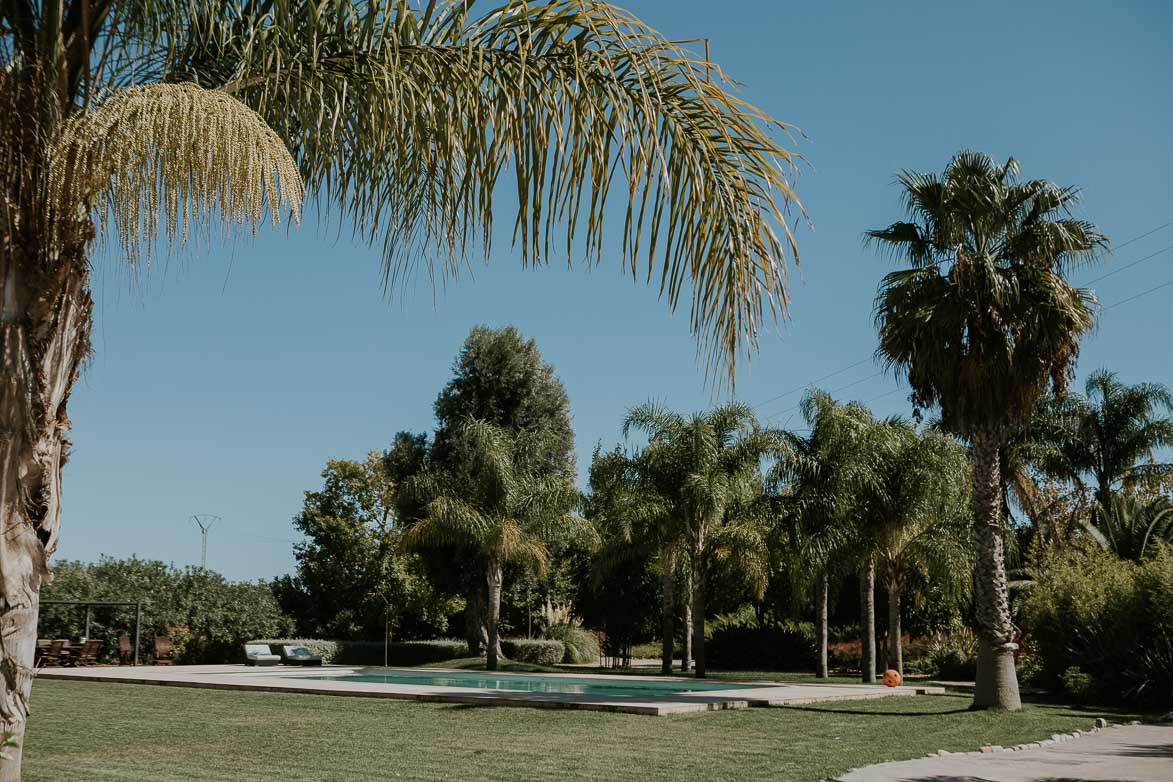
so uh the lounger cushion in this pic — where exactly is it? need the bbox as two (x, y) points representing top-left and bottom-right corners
(281, 645), (323, 666)
(243, 644), (281, 665)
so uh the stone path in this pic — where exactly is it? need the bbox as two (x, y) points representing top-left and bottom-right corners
(836, 722), (1173, 782)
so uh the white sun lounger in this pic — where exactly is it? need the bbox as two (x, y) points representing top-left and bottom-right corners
(244, 644), (281, 666)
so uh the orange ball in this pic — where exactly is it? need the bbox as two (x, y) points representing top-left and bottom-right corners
(882, 669), (902, 688)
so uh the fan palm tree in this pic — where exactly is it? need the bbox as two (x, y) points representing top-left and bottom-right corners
(1, 1), (801, 769)
(1033, 370), (1173, 517)
(771, 390), (880, 679)
(401, 419), (587, 671)
(867, 424), (971, 675)
(868, 150), (1106, 709)
(625, 401), (779, 677)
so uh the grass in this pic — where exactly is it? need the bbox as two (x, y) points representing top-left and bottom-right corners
(24, 679), (1141, 782)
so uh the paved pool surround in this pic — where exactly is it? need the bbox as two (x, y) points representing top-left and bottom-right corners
(38, 664), (945, 716)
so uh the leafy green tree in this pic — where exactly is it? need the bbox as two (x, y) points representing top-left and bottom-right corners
(426, 325), (576, 652)
(286, 452), (458, 640)
(1033, 370), (1173, 517)
(403, 420), (589, 670)
(868, 150), (1106, 709)
(41, 557), (292, 664)
(1, 1), (801, 768)
(623, 402), (778, 677)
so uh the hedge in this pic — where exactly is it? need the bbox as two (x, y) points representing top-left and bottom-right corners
(706, 622), (817, 670)
(501, 639), (565, 666)
(249, 638), (468, 666)
(542, 624), (600, 664)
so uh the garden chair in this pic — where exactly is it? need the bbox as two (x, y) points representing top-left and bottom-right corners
(243, 644), (281, 666)
(118, 635), (134, 665)
(37, 640), (64, 668)
(74, 639), (104, 666)
(55, 639), (74, 666)
(153, 635), (176, 665)
(279, 645), (323, 667)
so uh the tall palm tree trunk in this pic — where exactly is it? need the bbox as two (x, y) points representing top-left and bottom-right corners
(859, 557), (876, 683)
(659, 545), (676, 675)
(970, 433), (1022, 710)
(886, 579), (902, 676)
(816, 572), (829, 679)
(682, 599), (692, 672)
(0, 230), (93, 780)
(485, 557), (503, 672)
(690, 556), (706, 678)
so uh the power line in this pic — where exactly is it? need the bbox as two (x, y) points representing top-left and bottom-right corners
(1085, 243), (1173, 286)
(1103, 279), (1173, 311)
(750, 358), (871, 409)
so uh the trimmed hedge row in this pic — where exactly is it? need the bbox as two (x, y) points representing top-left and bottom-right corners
(249, 638), (468, 666)
(501, 639), (565, 666)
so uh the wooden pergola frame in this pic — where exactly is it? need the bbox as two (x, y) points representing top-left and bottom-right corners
(40, 599), (143, 665)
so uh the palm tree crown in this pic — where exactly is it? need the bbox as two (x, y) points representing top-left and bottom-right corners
(869, 150), (1106, 437)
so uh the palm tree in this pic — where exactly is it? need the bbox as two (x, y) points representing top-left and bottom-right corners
(582, 443), (680, 674)
(868, 150), (1107, 710)
(868, 425), (971, 676)
(625, 402), (779, 677)
(2, 1), (802, 768)
(1084, 495), (1173, 561)
(1033, 370), (1173, 517)
(771, 390), (879, 679)
(402, 419), (587, 671)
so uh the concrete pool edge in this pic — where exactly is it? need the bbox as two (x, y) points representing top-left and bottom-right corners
(37, 665), (946, 716)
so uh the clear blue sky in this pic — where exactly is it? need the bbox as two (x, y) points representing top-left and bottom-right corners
(61, 0), (1173, 581)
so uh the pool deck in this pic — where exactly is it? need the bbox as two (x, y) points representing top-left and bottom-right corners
(38, 664), (945, 716)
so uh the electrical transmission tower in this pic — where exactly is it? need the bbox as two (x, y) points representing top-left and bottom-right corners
(190, 514), (221, 570)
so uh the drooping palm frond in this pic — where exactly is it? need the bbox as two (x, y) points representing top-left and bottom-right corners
(122, 0), (804, 384)
(49, 82), (303, 264)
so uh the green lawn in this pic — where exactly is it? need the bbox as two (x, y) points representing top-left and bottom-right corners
(25, 680), (1140, 782)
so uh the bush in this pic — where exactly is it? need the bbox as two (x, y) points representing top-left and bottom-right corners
(1020, 544), (1173, 707)
(707, 622), (817, 671)
(249, 638), (468, 666)
(501, 638), (564, 666)
(924, 628), (978, 680)
(542, 624), (600, 664)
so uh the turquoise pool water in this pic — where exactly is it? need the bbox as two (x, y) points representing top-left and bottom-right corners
(293, 669), (764, 697)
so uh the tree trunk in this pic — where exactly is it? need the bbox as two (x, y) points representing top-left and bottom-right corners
(681, 601), (691, 672)
(970, 432), (1022, 711)
(659, 545), (676, 675)
(816, 572), (829, 679)
(1, 207), (93, 780)
(690, 555), (706, 678)
(485, 557), (503, 672)
(887, 579), (902, 676)
(859, 557), (876, 683)
(464, 574), (487, 657)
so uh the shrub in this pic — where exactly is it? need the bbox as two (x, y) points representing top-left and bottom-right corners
(1061, 666), (1093, 702)
(501, 639), (564, 666)
(1020, 544), (1173, 707)
(630, 640), (682, 659)
(249, 638), (468, 666)
(924, 628), (978, 680)
(707, 622), (817, 671)
(542, 624), (600, 664)
(828, 639), (861, 672)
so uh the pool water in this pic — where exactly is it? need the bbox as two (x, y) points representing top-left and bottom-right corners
(294, 669), (764, 697)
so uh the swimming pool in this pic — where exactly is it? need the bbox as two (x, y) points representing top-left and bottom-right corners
(293, 668), (767, 697)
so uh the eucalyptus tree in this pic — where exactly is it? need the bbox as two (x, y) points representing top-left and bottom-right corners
(867, 425), (971, 675)
(771, 390), (879, 679)
(1033, 370), (1173, 517)
(869, 150), (1106, 709)
(624, 402), (779, 677)
(1, 0), (802, 768)
(401, 419), (588, 671)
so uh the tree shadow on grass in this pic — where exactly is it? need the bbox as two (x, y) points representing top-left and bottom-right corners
(781, 705), (971, 718)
